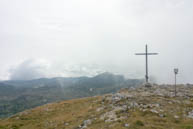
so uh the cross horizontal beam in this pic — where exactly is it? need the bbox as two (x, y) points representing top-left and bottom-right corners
(135, 53), (158, 55)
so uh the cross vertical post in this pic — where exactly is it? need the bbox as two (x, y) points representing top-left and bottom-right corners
(174, 68), (179, 97)
(175, 73), (176, 96)
(135, 45), (158, 84)
(145, 45), (148, 83)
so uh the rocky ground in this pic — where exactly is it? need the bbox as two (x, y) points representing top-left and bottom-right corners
(0, 84), (193, 129)
(95, 84), (193, 128)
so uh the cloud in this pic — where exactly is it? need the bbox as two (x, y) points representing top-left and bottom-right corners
(0, 0), (193, 83)
(9, 59), (50, 80)
(61, 64), (106, 77)
(8, 59), (106, 80)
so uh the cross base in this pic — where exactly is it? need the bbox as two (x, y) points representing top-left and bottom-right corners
(144, 83), (152, 88)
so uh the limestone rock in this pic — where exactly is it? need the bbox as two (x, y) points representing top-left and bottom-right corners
(187, 110), (193, 119)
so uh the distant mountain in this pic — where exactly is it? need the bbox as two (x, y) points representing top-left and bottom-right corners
(0, 73), (143, 118)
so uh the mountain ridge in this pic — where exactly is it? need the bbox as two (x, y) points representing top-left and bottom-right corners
(0, 72), (143, 118)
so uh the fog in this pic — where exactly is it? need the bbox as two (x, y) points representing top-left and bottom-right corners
(0, 0), (193, 84)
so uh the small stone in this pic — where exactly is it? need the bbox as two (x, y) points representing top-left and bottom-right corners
(159, 114), (164, 118)
(150, 109), (159, 114)
(96, 107), (104, 112)
(64, 123), (69, 126)
(187, 110), (193, 119)
(84, 119), (92, 125)
(144, 83), (152, 88)
(15, 117), (20, 120)
(168, 101), (173, 104)
(174, 115), (179, 119)
(124, 123), (130, 127)
(154, 104), (160, 107)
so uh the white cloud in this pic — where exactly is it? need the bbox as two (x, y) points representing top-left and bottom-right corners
(9, 59), (50, 80)
(0, 0), (193, 83)
(8, 59), (106, 80)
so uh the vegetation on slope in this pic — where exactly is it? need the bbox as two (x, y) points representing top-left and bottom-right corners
(0, 73), (143, 118)
(0, 85), (193, 129)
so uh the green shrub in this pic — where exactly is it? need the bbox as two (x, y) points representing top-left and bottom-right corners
(185, 125), (193, 129)
(135, 120), (144, 126)
(11, 125), (20, 129)
(0, 126), (6, 129)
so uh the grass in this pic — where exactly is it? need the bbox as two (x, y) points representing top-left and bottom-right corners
(135, 120), (144, 126)
(0, 89), (193, 129)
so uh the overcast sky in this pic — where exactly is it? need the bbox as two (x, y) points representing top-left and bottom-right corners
(0, 0), (193, 84)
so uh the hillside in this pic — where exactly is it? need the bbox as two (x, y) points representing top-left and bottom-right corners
(0, 84), (193, 129)
(0, 73), (143, 118)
